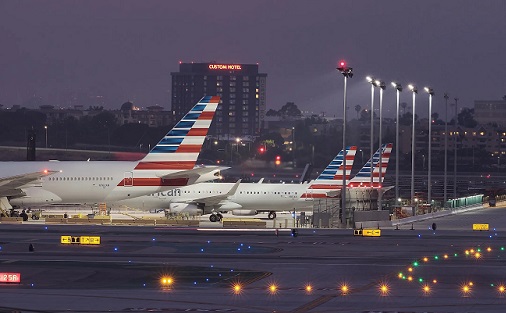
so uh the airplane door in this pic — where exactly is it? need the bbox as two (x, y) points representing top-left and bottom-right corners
(124, 172), (133, 187)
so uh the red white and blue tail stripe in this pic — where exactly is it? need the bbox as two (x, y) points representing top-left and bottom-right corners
(134, 96), (220, 171)
(301, 146), (357, 198)
(315, 146), (357, 182)
(348, 143), (393, 188)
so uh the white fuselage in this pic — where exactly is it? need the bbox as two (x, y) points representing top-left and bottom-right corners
(4, 161), (216, 206)
(111, 181), (319, 213)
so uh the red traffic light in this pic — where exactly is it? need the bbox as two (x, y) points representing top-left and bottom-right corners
(259, 147), (265, 153)
(276, 155), (281, 160)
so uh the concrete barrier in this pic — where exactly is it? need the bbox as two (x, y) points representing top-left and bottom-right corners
(222, 219), (266, 228)
(155, 220), (199, 227)
(45, 218), (68, 224)
(67, 218), (109, 225)
(0, 217), (23, 223)
(111, 219), (156, 225)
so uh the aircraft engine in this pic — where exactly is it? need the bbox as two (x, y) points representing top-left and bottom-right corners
(231, 209), (257, 216)
(168, 203), (202, 215)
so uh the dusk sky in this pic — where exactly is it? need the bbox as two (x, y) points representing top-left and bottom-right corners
(1, 1), (505, 118)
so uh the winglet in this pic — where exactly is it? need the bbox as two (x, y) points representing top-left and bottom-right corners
(226, 179), (242, 197)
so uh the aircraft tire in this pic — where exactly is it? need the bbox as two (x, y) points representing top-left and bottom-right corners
(268, 211), (276, 219)
(217, 213), (223, 221)
(209, 214), (218, 222)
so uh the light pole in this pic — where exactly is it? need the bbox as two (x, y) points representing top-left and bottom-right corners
(44, 125), (48, 148)
(235, 137), (241, 153)
(424, 87), (434, 212)
(366, 76), (376, 196)
(292, 127), (296, 168)
(444, 93), (449, 208)
(453, 98), (458, 200)
(408, 84), (418, 213)
(375, 80), (385, 211)
(337, 60), (353, 228)
(391, 82), (403, 209)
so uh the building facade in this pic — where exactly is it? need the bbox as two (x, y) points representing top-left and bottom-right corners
(474, 99), (506, 126)
(171, 62), (267, 137)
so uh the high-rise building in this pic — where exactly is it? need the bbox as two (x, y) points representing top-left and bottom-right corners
(171, 62), (267, 137)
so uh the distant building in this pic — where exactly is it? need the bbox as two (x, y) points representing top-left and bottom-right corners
(474, 99), (506, 126)
(171, 62), (267, 137)
(114, 102), (172, 127)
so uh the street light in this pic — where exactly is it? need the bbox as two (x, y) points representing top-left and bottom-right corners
(408, 84), (418, 211)
(391, 82), (402, 209)
(292, 126), (296, 168)
(366, 76), (376, 195)
(337, 60), (353, 228)
(453, 98), (458, 200)
(235, 137), (241, 153)
(424, 87), (434, 212)
(44, 125), (48, 148)
(444, 93), (449, 208)
(374, 80), (386, 211)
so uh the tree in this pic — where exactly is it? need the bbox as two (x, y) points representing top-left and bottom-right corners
(354, 105), (361, 119)
(458, 108), (478, 128)
(401, 102), (408, 115)
(266, 109), (279, 117)
(278, 102), (301, 119)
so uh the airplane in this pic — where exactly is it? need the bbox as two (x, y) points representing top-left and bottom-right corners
(3, 96), (222, 213)
(110, 146), (360, 221)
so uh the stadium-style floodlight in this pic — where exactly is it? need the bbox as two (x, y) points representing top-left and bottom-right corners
(443, 93), (449, 207)
(366, 76), (376, 198)
(337, 60), (353, 227)
(408, 84), (417, 213)
(424, 87), (434, 211)
(391, 82), (402, 209)
(374, 80), (386, 211)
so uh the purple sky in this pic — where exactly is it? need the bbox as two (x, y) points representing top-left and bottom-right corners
(1, 1), (505, 118)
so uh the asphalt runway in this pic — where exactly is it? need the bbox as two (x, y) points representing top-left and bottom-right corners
(1, 206), (506, 313)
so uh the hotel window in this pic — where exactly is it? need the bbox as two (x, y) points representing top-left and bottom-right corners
(230, 87), (236, 92)
(217, 76), (223, 80)
(243, 88), (249, 93)
(243, 82), (249, 87)
(230, 76), (236, 81)
(230, 82), (236, 87)
(243, 76), (249, 81)
(229, 99), (236, 104)
(242, 100), (249, 105)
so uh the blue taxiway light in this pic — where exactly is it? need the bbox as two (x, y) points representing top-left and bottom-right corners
(114, 247), (118, 251)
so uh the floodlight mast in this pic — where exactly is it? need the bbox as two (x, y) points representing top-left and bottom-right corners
(337, 61), (353, 227)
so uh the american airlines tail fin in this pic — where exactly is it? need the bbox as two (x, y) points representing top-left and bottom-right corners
(314, 146), (357, 183)
(301, 146), (357, 198)
(348, 143), (393, 188)
(134, 96), (220, 171)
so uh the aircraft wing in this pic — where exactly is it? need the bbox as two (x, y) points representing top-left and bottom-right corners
(0, 170), (59, 197)
(181, 179), (241, 206)
(159, 166), (229, 182)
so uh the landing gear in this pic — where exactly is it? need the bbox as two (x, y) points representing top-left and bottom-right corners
(209, 213), (223, 222)
(268, 211), (276, 220)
